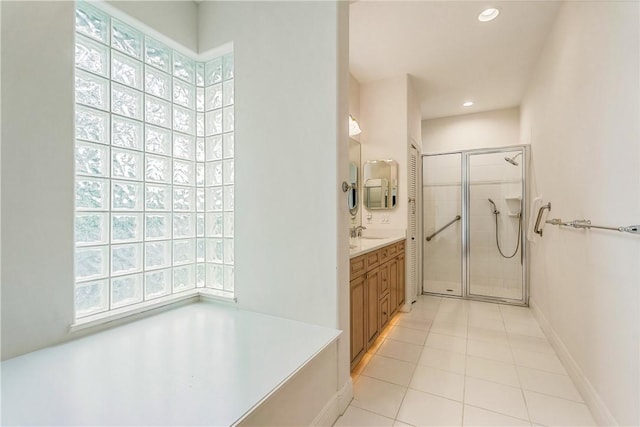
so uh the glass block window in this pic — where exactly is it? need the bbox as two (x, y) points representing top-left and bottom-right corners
(74, 2), (234, 320)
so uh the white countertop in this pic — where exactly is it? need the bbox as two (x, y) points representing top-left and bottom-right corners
(349, 232), (406, 258)
(1, 302), (341, 426)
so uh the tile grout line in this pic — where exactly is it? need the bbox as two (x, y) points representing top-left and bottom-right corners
(390, 364), (413, 424)
(464, 402), (532, 424)
(349, 313), (409, 424)
(393, 302), (440, 424)
(392, 296), (441, 426)
(339, 405), (395, 425)
(502, 304), (534, 426)
(461, 299), (471, 426)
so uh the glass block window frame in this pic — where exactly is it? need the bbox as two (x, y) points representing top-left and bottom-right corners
(74, 1), (234, 320)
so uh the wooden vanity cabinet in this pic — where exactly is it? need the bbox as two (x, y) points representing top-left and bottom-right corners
(388, 256), (398, 316)
(397, 253), (405, 307)
(349, 273), (366, 365)
(379, 294), (390, 330)
(379, 263), (389, 296)
(350, 240), (406, 369)
(365, 267), (380, 348)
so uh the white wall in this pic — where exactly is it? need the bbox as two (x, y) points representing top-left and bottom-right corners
(349, 74), (362, 228)
(3, 0), (350, 421)
(1, 0), (234, 360)
(520, 2), (640, 425)
(197, 0), (351, 400)
(407, 75), (422, 152)
(0, 0), (3, 343)
(349, 73), (361, 143)
(106, 1), (198, 52)
(360, 75), (408, 229)
(2, 1), (76, 360)
(422, 107), (520, 154)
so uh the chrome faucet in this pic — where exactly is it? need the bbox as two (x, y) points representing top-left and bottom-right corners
(350, 225), (367, 238)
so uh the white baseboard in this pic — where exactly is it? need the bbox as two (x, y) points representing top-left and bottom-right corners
(312, 378), (353, 426)
(529, 298), (618, 426)
(337, 377), (353, 414)
(399, 302), (412, 313)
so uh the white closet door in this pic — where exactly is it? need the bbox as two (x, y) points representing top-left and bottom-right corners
(408, 145), (419, 302)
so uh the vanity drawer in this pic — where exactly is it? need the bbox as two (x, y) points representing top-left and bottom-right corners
(396, 241), (405, 254)
(379, 246), (390, 264)
(366, 250), (380, 269)
(388, 242), (399, 258)
(350, 255), (367, 279)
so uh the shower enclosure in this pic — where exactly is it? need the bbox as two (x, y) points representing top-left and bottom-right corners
(422, 146), (528, 305)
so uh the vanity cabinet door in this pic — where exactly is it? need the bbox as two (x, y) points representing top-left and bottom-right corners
(350, 275), (366, 366)
(389, 256), (398, 314)
(397, 254), (405, 307)
(365, 268), (380, 347)
(379, 262), (389, 296)
(379, 294), (390, 330)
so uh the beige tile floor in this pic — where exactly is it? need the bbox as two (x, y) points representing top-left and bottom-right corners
(335, 296), (596, 427)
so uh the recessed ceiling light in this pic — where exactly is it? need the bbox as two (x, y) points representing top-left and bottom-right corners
(463, 101), (474, 107)
(478, 8), (500, 22)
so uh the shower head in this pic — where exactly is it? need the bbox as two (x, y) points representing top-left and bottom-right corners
(504, 157), (518, 166)
(488, 198), (499, 215)
(504, 152), (522, 166)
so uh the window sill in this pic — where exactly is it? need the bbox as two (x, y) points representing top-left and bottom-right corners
(70, 288), (236, 333)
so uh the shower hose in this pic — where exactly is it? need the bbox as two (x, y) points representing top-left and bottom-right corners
(494, 213), (522, 258)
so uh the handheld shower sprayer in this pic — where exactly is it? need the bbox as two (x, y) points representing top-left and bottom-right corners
(488, 198), (499, 215)
(488, 197), (522, 259)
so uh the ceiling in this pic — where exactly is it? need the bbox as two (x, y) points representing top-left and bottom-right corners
(350, 1), (561, 120)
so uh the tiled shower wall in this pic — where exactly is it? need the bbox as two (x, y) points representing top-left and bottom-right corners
(469, 152), (523, 300)
(422, 152), (523, 300)
(423, 154), (462, 294)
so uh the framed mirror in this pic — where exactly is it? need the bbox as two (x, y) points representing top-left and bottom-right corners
(348, 162), (358, 215)
(349, 139), (361, 222)
(363, 160), (398, 210)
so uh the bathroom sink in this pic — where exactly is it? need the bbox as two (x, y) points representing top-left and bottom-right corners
(360, 235), (388, 240)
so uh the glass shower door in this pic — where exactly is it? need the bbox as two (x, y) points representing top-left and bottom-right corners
(422, 154), (462, 296)
(467, 150), (524, 301)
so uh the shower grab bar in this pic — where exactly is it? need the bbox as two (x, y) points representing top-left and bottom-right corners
(534, 202), (552, 236)
(426, 215), (461, 241)
(545, 218), (640, 235)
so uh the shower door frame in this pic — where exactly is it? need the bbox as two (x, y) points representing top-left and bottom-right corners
(421, 145), (530, 306)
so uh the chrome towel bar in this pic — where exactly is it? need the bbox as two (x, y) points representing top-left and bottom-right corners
(426, 215), (461, 242)
(545, 218), (640, 235)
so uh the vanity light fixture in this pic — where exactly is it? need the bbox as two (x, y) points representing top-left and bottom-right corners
(478, 8), (500, 22)
(349, 115), (362, 136)
(463, 101), (474, 107)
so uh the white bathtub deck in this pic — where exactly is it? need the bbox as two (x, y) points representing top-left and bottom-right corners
(1, 302), (341, 426)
